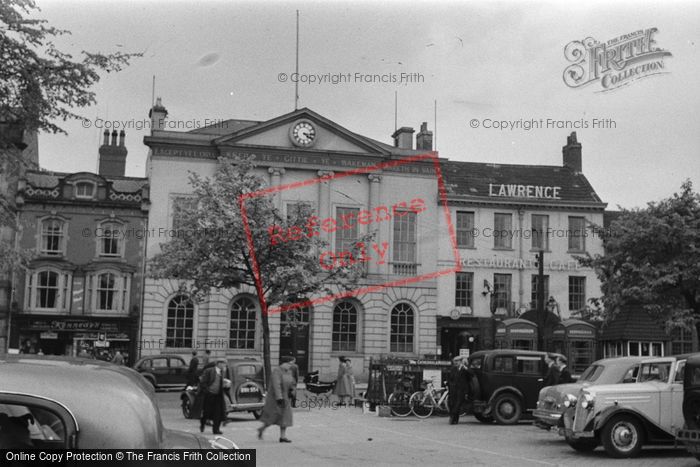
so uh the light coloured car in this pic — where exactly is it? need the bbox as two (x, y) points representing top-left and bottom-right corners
(533, 356), (644, 429)
(0, 355), (237, 449)
(562, 354), (692, 458)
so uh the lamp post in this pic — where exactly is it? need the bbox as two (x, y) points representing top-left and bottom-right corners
(536, 250), (545, 351)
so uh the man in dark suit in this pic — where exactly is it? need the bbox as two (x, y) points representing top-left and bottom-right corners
(199, 358), (227, 434)
(557, 356), (574, 384)
(448, 356), (470, 425)
(543, 354), (560, 386)
(187, 350), (200, 386)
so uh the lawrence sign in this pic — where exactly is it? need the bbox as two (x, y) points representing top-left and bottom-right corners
(488, 183), (562, 199)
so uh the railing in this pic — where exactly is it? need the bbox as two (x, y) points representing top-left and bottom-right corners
(390, 262), (418, 276)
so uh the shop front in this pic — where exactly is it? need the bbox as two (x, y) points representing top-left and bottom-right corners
(494, 318), (538, 351)
(550, 319), (596, 374)
(437, 316), (494, 360)
(10, 315), (136, 364)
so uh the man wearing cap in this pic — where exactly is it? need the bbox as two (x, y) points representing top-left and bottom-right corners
(448, 356), (470, 424)
(199, 358), (228, 434)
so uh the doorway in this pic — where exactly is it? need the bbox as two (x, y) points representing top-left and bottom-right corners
(441, 328), (477, 360)
(279, 306), (311, 376)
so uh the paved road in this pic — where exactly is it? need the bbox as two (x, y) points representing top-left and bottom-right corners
(156, 392), (697, 467)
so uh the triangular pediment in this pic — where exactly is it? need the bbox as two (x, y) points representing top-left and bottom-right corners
(213, 108), (391, 155)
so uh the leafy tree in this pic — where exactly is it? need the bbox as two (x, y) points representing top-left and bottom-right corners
(580, 180), (700, 333)
(0, 0), (139, 271)
(149, 157), (367, 379)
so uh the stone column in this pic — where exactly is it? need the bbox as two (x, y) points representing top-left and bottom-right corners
(268, 167), (285, 212)
(317, 171), (333, 243)
(367, 173), (382, 275)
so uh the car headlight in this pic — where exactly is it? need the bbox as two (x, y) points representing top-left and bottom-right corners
(563, 393), (577, 408)
(580, 393), (594, 410)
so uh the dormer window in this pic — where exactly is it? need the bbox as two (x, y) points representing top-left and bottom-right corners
(75, 181), (95, 199)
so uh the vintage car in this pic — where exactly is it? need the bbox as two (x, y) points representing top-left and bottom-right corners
(181, 358), (265, 420)
(676, 354), (700, 460)
(133, 354), (189, 391)
(533, 356), (644, 429)
(0, 355), (237, 449)
(562, 354), (691, 458)
(468, 349), (564, 425)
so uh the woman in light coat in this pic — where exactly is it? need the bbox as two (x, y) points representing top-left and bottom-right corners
(334, 357), (355, 405)
(257, 356), (296, 443)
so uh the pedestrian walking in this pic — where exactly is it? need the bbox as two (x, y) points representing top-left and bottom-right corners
(187, 350), (200, 386)
(557, 356), (573, 384)
(334, 357), (355, 405)
(287, 356), (299, 408)
(448, 356), (470, 424)
(199, 358), (228, 434)
(257, 356), (296, 443)
(543, 354), (560, 386)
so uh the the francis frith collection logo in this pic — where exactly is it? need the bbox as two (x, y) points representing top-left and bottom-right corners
(563, 28), (672, 92)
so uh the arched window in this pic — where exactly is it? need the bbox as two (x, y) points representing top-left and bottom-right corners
(229, 296), (257, 349)
(25, 268), (72, 311)
(166, 295), (194, 348)
(40, 219), (65, 256)
(85, 270), (130, 314)
(332, 300), (358, 352)
(390, 303), (414, 353)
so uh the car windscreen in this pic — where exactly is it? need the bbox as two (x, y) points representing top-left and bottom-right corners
(579, 364), (604, 383)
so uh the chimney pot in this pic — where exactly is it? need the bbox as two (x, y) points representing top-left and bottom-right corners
(391, 126), (415, 150)
(119, 130), (125, 147)
(103, 129), (109, 145)
(562, 131), (582, 173)
(416, 122), (433, 151)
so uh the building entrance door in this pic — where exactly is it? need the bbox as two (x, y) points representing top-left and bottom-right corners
(279, 307), (311, 376)
(441, 328), (476, 360)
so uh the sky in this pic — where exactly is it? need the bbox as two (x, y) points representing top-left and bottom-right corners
(29, 0), (700, 209)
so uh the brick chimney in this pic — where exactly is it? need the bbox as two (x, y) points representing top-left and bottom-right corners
(562, 131), (582, 173)
(416, 122), (433, 151)
(392, 126), (414, 150)
(98, 129), (127, 177)
(148, 97), (168, 133)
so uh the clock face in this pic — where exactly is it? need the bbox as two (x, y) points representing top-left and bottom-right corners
(290, 120), (316, 147)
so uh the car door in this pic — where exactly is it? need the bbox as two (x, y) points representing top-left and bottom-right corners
(168, 357), (187, 388)
(0, 392), (79, 449)
(663, 359), (686, 434)
(638, 358), (675, 428)
(150, 357), (170, 387)
(513, 355), (544, 410)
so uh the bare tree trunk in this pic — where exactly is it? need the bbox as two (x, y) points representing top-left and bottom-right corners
(261, 307), (272, 383)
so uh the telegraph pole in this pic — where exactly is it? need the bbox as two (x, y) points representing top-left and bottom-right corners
(536, 250), (545, 351)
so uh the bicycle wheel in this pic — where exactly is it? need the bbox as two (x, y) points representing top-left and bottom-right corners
(388, 391), (412, 417)
(409, 391), (435, 418)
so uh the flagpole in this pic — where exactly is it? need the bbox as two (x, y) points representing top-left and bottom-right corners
(295, 10), (300, 110)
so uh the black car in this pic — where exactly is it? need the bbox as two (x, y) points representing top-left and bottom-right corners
(468, 349), (564, 425)
(133, 355), (189, 391)
(181, 358), (265, 420)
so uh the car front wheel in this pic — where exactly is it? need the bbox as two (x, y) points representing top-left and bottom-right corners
(601, 415), (644, 458)
(492, 393), (522, 425)
(182, 397), (192, 419)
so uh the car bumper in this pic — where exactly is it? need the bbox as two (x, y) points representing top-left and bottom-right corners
(532, 409), (562, 428)
(226, 402), (264, 412)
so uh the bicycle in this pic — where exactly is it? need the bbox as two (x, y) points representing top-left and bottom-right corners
(409, 379), (470, 419)
(387, 375), (415, 417)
